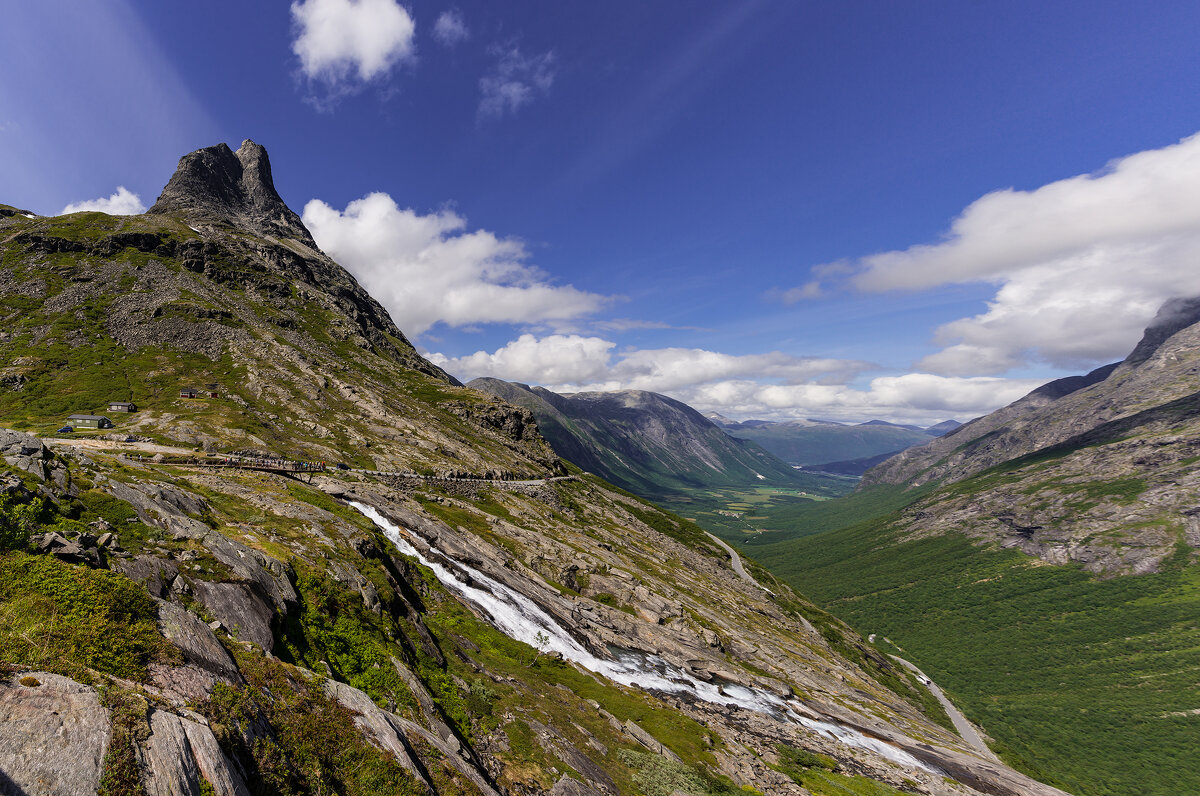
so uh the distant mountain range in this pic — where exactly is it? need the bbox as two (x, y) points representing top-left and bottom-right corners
(468, 378), (832, 498)
(706, 414), (961, 468)
(756, 296), (1200, 795)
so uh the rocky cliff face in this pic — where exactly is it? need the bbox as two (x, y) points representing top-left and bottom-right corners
(862, 297), (1200, 574)
(149, 139), (316, 247)
(0, 142), (1066, 796)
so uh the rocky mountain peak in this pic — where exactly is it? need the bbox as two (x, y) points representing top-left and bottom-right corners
(149, 139), (316, 247)
(1121, 295), (1200, 367)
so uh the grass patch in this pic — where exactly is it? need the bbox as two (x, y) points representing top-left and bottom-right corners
(0, 552), (175, 680)
(202, 651), (426, 796)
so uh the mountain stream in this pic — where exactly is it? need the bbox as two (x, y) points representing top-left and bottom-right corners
(352, 501), (936, 773)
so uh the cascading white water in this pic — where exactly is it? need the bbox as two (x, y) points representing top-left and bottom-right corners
(352, 501), (936, 773)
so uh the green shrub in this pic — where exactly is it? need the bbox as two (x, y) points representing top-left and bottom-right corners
(617, 748), (741, 796)
(202, 654), (425, 796)
(0, 552), (173, 680)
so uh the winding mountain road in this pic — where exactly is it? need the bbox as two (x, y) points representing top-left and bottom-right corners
(889, 655), (999, 761)
(703, 532), (762, 588)
(702, 517), (998, 761)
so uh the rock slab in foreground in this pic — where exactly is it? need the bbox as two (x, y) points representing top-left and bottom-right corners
(0, 672), (110, 795)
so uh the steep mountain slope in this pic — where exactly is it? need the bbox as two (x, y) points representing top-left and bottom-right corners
(745, 300), (1200, 795)
(468, 379), (826, 497)
(862, 297), (1200, 574)
(0, 142), (1064, 796)
(715, 418), (938, 467)
(0, 141), (555, 478)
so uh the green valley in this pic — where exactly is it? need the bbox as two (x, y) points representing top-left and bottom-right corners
(750, 491), (1200, 795)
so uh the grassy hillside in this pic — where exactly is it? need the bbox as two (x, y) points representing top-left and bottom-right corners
(751, 487), (1200, 796)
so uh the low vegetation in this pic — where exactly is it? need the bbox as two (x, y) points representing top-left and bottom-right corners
(755, 488), (1200, 796)
(0, 549), (174, 681)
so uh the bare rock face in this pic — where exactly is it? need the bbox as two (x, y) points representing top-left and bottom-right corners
(149, 140), (316, 247)
(155, 600), (243, 685)
(139, 707), (251, 796)
(0, 672), (110, 795)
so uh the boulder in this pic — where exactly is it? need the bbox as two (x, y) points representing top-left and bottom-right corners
(189, 580), (276, 652)
(155, 600), (243, 684)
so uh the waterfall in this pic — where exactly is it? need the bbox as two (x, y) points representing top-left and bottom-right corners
(352, 501), (937, 773)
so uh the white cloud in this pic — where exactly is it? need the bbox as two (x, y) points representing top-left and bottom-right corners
(436, 334), (1042, 424)
(432, 10), (468, 47)
(670, 374), (1043, 426)
(302, 193), (607, 335)
(291, 0), (416, 89)
(430, 334), (616, 385)
(434, 334), (872, 394)
(61, 186), (146, 216)
(772, 281), (823, 302)
(430, 334), (1030, 423)
(479, 46), (555, 118)
(803, 133), (1200, 375)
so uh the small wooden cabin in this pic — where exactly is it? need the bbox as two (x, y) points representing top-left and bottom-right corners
(107, 401), (137, 412)
(67, 414), (114, 429)
(180, 388), (200, 399)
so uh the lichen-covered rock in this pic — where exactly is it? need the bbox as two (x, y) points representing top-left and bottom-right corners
(189, 580), (276, 652)
(155, 600), (243, 684)
(0, 427), (60, 482)
(0, 672), (109, 795)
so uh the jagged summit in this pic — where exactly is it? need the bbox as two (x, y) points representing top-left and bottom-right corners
(1122, 295), (1200, 367)
(149, 139), (316, 247)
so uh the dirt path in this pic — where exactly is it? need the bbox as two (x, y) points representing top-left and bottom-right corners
(44, 437), (200, 457)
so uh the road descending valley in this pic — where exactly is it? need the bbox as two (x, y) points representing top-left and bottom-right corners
(889, 655), (999, 760)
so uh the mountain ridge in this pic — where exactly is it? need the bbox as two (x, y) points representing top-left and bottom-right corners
(0, 140), (1066, 796)
(468, 378), (810, 496)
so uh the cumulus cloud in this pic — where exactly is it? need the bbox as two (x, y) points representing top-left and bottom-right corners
(291, 0), (415, 92)
(433, 333), (1040, 424)
(479, 46), (555, 118)
(303, 193), (607, 335)
(797, 133), (1200, 375)
(676, 374), (1043, 425)
(434, 334), (871, 392)
(61, 186), (146, 216)
(432, 10), (468, 47)
(431, 334), (617, 385)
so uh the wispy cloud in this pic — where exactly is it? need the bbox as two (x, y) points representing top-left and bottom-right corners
(432, 10), (469, 47)
(302, 192), (607, 335)
(478, 45), (555, 119)
(290, 0), (416, 106)
(563, 2), (764, 185)
(61, 186), (146, 216)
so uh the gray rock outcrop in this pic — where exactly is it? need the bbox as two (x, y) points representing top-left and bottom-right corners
(0, 672), (110, 795)
(149, 140), (316, 247)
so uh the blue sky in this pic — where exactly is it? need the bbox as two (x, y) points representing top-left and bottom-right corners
(4, 1), (1200, 423)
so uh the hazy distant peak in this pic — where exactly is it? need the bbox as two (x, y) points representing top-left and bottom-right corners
(1122, 295), (1200, 368)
